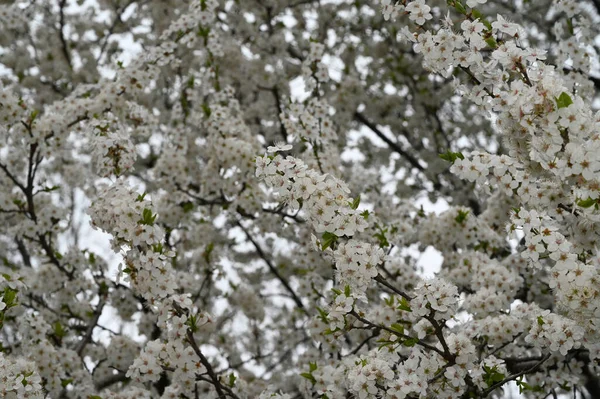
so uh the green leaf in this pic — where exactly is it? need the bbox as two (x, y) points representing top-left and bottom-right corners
(316, 307), (329, 323)
(360, 210), (370, 219)
(53, 321), (67, 338)
(321, 232), (338, 250)
(186, 315), (198, 333)
(455, 210), (469, 224)
(471, 9), (492, 30)
(300, 372), (316, 384)
(556, 92), (573, 109)
(60, 378), (73, 388)
(373, 225), (390, 248)
(309, 362), (318, 372)
(384, 296), (395, 307)
(349, 195), (360, 210)
(484, 36), (498, 49)
(452, 0), (467, 14)
(203, 243), (214, 264)
(140, 208), (157, 225)
(577, 198), (596, 208)
(228, 373), (236, 387)
(2, 287), (18, 307)
(344, 285), (351, 297)
(390, 323), (405, 335)
(397, 297), (412, 312)
(439, 150), (465, 163)
(229, 373), (237, 388)
(181, 201), (194, 213)
(30, 109), (39, 122)
(537, 316), (544, 326)
(567, 18), (574, 36)
(402, 337), (418, 347)
(201, 103), (212, 117)
(41, 185), (60, 192)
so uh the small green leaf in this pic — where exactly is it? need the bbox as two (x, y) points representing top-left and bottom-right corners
(577, 198), (596, 208)
(390, 323), (405, 334)
(2, 287), (18, 307)
(397, 297), (412, 312)
(452, 0), (467, 14)
(321, 232), (338, 250)
(53, 321), (67, 338)
(455, 210), (470, 224)
(228, 373), (236, 387)
(439, 150), (465, 163)
(484, 36), (498, 49)
(402, 337), (418, 347)
(140, 208), (157, 225)
(567, 18), (574, 36)
(556, 92), (573, 109)
(30, 109), (39, 122)
(60, 378), (73, 388)
(349, 195), (360, 210)
(203, 243), (214, 264)
(316, 307), (329, 323)
(181, 201), (194, 213)
(300, 372), (316, 384)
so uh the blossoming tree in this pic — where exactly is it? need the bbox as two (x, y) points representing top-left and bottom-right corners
(2, 0), (600, 397)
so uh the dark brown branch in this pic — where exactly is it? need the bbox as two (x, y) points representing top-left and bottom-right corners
(76, 298), (106, 356)
(235, 220), (308, 314)
(58, 0), (72, 69)
(15, 237), (32, 268)
(354, 111), (425, 172)
(349, 310), (446, 358)
(186, 330), (239, 399)
(95, 372), (129, 390)
(481, 353), (552, 397)
(373, 275), (412, 301)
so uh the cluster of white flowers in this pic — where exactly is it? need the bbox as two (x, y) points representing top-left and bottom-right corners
(281, 99), (338, 146)
(409, 279), (459, 321)
(525, 310), (585, 355)
(302, 42), (329, 92)
(6, 0), (600, 396)
(389, 0), (600, 362)
(256, 154), (367, 236)
(89, 182), (163, 249)
(333, 240), (386, 299)
(127, 339), (207, 395)
(470, 355), (507, 390)
(0, 352), (44, 399)
(418, 206), (503, 250)
(347, 354), (395, 399)
(89, 120), (136, 177)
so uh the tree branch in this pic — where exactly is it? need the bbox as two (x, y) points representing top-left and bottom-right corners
(354, 111), (426, 173)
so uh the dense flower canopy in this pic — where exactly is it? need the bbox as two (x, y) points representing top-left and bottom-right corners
(3, 0), (600, 398)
